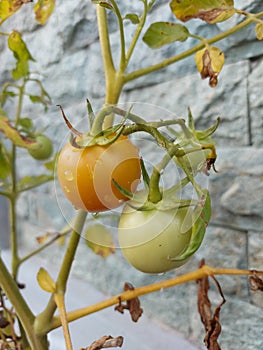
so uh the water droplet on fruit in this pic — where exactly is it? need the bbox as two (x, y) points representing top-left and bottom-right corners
(63, 185), (70, 193)
(64, 170), (74, 181)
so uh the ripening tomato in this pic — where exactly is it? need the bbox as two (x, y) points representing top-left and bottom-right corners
(57, 135), (141, 212)
(118, 190), (193, 273)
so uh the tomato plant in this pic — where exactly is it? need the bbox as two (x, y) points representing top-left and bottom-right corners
(118, 190), (193, 273)
(57, 135), (141, 212)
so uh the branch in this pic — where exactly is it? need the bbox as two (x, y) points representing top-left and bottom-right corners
(47, 264), (263, 332)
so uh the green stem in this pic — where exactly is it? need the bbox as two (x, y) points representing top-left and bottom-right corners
(10, 82), (25, 280)
(34, 210), (87, 335)
(124, 11), (263, 83)
(110, 0), (126, 71)
(0, 256), (49, 349)
(125, 0), (148, 64)
(19, 226), (71, 265)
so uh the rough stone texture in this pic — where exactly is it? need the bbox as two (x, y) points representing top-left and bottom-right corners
(1, 1), (263, 350)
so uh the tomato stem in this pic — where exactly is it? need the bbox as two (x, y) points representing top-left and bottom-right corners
(47, 264), (263, 331)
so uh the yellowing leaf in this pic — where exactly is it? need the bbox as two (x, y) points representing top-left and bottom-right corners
(195, 46), (224, 87)
(8, 31), (35, 80)
(37, 267), (56, 293)
(255, 23), (263, 40)
(0, 0), (32, 24)
(34, 0), (55, 25)
(0, 114), (36, 148)
(170, 0), (235, 24)
(85, 224), (115, 258)
(143, 22), (190, 49)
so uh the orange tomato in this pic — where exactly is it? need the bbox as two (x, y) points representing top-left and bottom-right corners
(57, 135), (141, 212)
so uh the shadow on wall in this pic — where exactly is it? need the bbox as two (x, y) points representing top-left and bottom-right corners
(0, 195), (9, 249)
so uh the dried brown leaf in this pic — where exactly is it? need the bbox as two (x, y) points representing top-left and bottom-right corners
(249, 274), (263, 292)
(115, 282), (143, 322)
(81, 335), (123, 350)
(197, 260), (226, 350)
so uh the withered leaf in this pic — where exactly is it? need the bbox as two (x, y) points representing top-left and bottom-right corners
(195, 46), (224, 87)
(197, 260), (226, 350)
(115, 282), (143, 322)
(81, 335), (124, 350)
(249, 274), (263, 292)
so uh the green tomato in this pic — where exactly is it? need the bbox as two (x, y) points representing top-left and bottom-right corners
(118, 191), (193, 274)
(28, 135), (53, 160)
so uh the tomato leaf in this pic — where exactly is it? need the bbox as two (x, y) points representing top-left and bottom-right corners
(8, 31), (35, 80)
(195, 46), (225, 87)
(170, 190), (211, 261)
(0, 0), (32, 24)
(17, 174), (53, 192)
(37, 267), (56, 293)
(123, 13), (140, 24)
(143, 22), (190, 49)
(91, 1), (113, 10)
(0, 143), (10, 180)
(0, 114), (37, 148)
(170, 0), (235, 24)
(255, 23), (263, 40)
(34, 0), (55, 25)
(85, 224), (115, 258)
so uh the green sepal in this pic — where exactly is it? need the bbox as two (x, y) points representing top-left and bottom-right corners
(112, 178), (134, 200)
(140, 157), (150, 189)
(169, 189), (211, 261)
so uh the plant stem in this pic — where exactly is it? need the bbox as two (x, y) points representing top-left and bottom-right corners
(0, 256), (49, 349)
(110, 0), (126, 72)
(47, 264), (263, 331)
(125, 0), (148, 64)
(34, 210), (87, 335)
(54, 293), (73, 350)
(10, 82), (25, 280)
(123, 11), (263, 83)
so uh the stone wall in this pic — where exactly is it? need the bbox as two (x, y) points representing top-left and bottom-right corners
(1, 1), (263, 349)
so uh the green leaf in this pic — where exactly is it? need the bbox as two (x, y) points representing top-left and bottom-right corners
(123, 13), (140, 24)
(18, 117), (33, 131)
(37, 267), (56, 293)
(170, 0), (235, 24)
(170, 190), (211, 261)
(34, 0), (55, 25)
(255, 23), (263, 40)
(143, 22), (190, 49)
(17, 174), (53, 192)
(85, 224), (115, 258)
(0, 143), (10, 180)
(8, 31), (35, 80)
